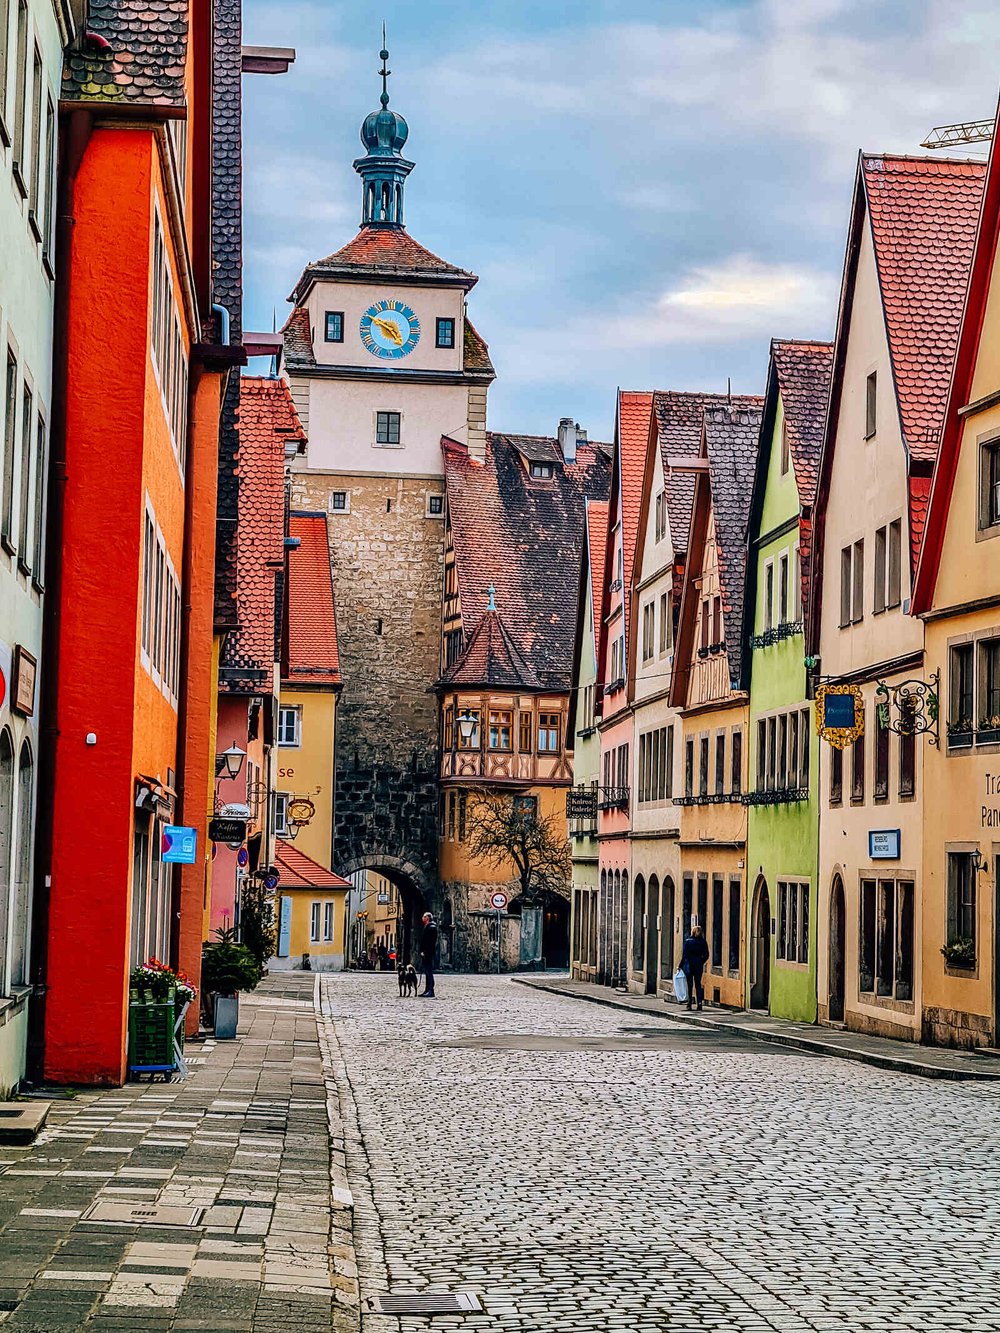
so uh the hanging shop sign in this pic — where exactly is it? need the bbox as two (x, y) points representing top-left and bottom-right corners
(565, 786), (598, 820)
(815, 684), (865, 749)
(11, 646), (35, 717)
(287, 797), (316, 825)
(161, 825), (197, 865)
(208, 816), (247, 844)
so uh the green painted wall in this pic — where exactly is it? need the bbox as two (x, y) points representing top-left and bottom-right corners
(746, 394), (819, 1023)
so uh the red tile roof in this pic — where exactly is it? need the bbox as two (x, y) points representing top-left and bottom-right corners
(220, 378), (305, 693)
(771, 340), (833, 503)
(290, 226), (478, 303)
(438, 607), (542, 690)
(864, 154), (985, 463)
(284, 512), (341, 689)
(443, 433), (611, 692)
(586, 500), (609, 645)
(281, 307), (314, 366)
(615, 391), (654, 658)
(275, 841), (352, 891)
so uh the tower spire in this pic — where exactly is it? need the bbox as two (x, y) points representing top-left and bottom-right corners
(355, 30), (413, 228)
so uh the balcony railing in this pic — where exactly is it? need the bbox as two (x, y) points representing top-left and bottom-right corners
(598, 786), (630, 812)
(673, 791), (743, 807)
(742, 785), (809, 807)
(750, 621), (803, 651)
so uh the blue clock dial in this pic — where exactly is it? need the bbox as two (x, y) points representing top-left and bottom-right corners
(360, 299), (421, 359)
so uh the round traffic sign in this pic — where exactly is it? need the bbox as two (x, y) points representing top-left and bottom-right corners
(489, 890), (509, 910)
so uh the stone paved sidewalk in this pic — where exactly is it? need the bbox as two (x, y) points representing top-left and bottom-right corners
(514, 974), (1000, 1080)
(0, 972), (359, 1332)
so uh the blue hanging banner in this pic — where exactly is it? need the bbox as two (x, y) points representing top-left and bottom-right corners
(162, 826), (197, 865)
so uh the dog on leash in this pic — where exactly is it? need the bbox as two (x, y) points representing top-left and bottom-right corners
(398, 963), (419, 997)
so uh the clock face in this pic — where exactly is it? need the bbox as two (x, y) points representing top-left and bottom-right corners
(360, 299), (421, 359)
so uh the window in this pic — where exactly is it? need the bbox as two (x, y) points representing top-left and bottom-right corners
(792, 545), (802, 622)
(538, 713), (560, 753)
(874, 706), (889, 802)
(712, 595), (721, 646)
(456, 709), (480, 749)
(436, 317), (455, 349)
(27, 43), (40, 224)
(852, 539), (864, 623)
(711, 877), (723, 969)
(840, 541), (864, 627)
(375, 411), (401, 446)
(278, 706), (301, 748)
(776, 883), (810, 963)
(767, 717), (776, 791)
(874, 525), (886, 615)
(17, 381), (30, 561)
(799, 709), (810, 788)
(947, 852), (977, 958)
(840, 545), (851, 628)
(851, 717), (865, 803)
(324, 311), (344, 343)
(830, 744), (843, 806)
(697, 875), (708, 932)
(654, 491), (667, 542)
(529, 461), (554, 479)
(715, 731), (725, 796)
(981, 638), (1000, 728)
(731, 728), (742, 795)
(310, 903), (321, 943)
(641, 601), (654, 662)
(684, 738), (694, 798)
(519, 711), (532, 753)
(150, 210), (188, 465)
(659, 591), (670, 654)
(323, 903), (334, 942)
(700, 599), (709, 649)
(779, 552), (789, 624)
(780, 417), (790, 475)
(950, 642), (974, 735)
(140, 506), (181, 701)
(979, 437), (1000, 530)
(860, 877), (914, 999)
(764, 561), (774, 631)
(31, 412), (44, 581)
(887, 520), (901, 609)
(682, 875), (693, 932)
(275, 794), (289, 836)
(11, 0), (26, 189)
(874, 520), (902, 614)
(698, 735), (709, 797)
(488, 709), (512, 750)
(865, 370), (877, 439)
(42, 97), (55, 263)
(447, 791), (456, 840)
(899, 725), (915, 799)
(426, 494), (444, 517)
(3, 348), (17, 546)
(330, 490), (348, 512)
(777, 714), (787, 789)
(756, 719), (766, 793)
(0, 0), (10, 142)
(458, 791), (467, 841)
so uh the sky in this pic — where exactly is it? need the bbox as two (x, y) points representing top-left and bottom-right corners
(241, 0), (1000, 442)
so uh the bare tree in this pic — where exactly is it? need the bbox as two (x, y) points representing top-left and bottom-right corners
(465, 792), (571, 906)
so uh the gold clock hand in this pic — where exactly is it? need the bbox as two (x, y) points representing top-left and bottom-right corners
(371, 316), (404, 347)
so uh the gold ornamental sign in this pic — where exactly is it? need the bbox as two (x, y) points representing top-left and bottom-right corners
(815, 684), (865, 750)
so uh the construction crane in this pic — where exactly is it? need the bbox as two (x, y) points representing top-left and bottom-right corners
(921, 119), (993, 150)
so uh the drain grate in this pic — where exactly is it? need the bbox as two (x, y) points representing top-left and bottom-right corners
(83, 1201), (203, 1227)
(367, 1291), (483, 1314)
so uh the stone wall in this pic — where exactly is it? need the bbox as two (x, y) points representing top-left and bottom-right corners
(921, 1005), (993, 1050)
(440, 878), (523, 972)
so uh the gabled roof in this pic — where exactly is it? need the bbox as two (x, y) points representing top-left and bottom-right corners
(914, 102), (1000, 613)
(771, 340), (833, 503)
(62, 0), (188, 107)
(275, 841), (352, 892)
(599, 392), (653, 680)
(703, 403), (764, 685)
(290, 225), (478, 303)
(464, 320), (494, 375)
(443, 432), (611, 693)
(220, 378), (305, 694)
(809, 153), (985, 651)
(438, 606), (543, 691)
(654, 390), (762, 556)
(283, 512), (341, 690)
(587, 501), (609, 645)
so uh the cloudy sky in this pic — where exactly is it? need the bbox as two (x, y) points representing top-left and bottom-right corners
(241, 0), (1000, 441)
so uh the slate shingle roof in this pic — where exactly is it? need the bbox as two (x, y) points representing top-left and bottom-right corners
(275, 841), (352, 891)
(443, 433), (612, 693)
(654, 390), (763, 556)
(864, 155), (985, 464)
(220, 379), (305, 694)
(463, 320), (494, 375)
(62, 0), (188, 107)
(284, 512), (341, 689)
(438, 608), (543, 691)
(704, 403), (764, 685)
(281, 307), (315, 367)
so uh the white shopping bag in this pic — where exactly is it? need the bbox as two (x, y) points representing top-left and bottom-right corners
(673, 968), (689, 1005)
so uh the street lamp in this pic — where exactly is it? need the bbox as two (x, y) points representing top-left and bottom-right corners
(216, 744), (247, 781)
(457, 709), (478, 747)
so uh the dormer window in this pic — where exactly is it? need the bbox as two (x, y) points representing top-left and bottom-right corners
(529, 462), (554, 479)
(325, 311), (344, 343)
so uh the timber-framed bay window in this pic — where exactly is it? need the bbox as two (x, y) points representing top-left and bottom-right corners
(538, 712), (560, 754)
(488, 709), (512, 751)
(456, 708), (480, 750)
(859, 876), (914, 1001)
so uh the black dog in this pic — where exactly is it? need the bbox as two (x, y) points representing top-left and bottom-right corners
(398, 963), (418, 997)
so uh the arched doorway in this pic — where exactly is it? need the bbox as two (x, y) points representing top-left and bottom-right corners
(829, 874), (846, 1023)
(632, 875), (646, 974)
(645, 876), (660, 995)
(749, 876), (771, 1010)
(337, 856), (429, 968)
(660, 875), (675, 983)
(542, 893), (570, 969)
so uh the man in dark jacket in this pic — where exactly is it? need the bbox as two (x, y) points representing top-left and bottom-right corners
(681, 924), (710, 1011)
(420, 912), (438, 998)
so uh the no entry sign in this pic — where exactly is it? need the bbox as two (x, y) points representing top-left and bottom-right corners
(489, 890), (509, 911)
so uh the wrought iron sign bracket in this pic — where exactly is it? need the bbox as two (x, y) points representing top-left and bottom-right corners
(875, 671), (940, 748)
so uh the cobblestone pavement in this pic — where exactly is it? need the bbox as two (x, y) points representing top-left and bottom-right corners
(323, 972), (1000, 1333)
(0, 972), (358, 1332)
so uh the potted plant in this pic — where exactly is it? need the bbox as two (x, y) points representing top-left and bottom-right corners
(128, 958), (197, 1079)
(977, 714), (1000, 745)
(941, 936), (976, 970)
(948, 716), (974, 749)
(201, 927), (261, 1040)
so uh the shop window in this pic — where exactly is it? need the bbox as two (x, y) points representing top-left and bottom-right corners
(488, 709), (512, 751)
(860, 876), (913, 998)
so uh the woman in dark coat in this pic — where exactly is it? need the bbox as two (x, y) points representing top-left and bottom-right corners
(681, 925), (710, 1011)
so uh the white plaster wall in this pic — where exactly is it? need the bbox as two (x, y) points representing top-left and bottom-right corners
(305, 279), (466, 373)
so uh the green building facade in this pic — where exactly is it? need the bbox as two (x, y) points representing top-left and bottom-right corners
(744, 342), (833, 1021)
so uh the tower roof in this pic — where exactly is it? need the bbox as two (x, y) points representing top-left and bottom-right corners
(438, 602), (544, 692)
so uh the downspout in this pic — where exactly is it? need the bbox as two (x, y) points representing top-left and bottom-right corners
(27, 108), (93, 1082)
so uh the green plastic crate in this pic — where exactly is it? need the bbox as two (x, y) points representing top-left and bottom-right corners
(127, 998), (175, 1075)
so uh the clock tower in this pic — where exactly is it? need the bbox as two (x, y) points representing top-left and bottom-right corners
(281, 43), (494, 937)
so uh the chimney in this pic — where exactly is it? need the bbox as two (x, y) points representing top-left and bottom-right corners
(558, 417), (576, 463)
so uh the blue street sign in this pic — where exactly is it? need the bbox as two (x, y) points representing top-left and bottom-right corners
(162, 825), (197, 865)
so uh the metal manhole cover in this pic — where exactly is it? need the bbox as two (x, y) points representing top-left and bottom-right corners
(367, 1292), (483, 1314)
(83, 1202), (203, 1227)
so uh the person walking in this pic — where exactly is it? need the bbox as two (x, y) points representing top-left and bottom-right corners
(419, 911), (438, 998)
(681, 924), (710, 1011)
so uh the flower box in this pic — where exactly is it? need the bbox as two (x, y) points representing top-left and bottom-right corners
(977, 728), (1000, 746)
(948, 730), (973, 750)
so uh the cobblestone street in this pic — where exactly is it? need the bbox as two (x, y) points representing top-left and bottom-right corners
(325, 973), (1000, 1333)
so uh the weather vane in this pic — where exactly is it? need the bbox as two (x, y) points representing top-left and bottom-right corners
(379, 23), (390, 108)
